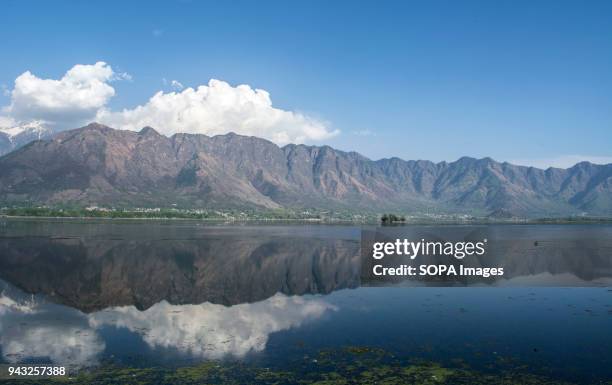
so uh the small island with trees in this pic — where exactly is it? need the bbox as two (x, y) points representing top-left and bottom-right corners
(380, 213), (406, 224)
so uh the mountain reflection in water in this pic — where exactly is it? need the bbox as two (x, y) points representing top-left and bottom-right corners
(0, 219), (611, 382)
(0, 221), (361, 311)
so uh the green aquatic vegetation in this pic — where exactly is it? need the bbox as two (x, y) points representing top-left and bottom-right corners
(254, 369), (297, 384)
(0, 347), (596, 385)
(309, 371), (349, 385)
(401, 363), (454, 384)
(343, 346), (386, 356)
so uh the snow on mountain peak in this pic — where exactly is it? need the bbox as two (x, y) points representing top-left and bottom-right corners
(0, 121), (49, 140)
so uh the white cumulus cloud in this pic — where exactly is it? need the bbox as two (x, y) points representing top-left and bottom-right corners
(0, 115), (16, 128)
(96, 79), (338, 144)
(0, 62), (336, 146)
(4, 62), (119, 129)
(170, 80), (184, 90)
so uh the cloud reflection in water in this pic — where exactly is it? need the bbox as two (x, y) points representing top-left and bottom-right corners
(0, 283), (336, 366)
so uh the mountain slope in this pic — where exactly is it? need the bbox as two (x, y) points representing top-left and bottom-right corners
(0, 123), (611, 217)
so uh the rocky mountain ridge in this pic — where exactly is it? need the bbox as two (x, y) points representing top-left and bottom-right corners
(0, 123), (610, 217)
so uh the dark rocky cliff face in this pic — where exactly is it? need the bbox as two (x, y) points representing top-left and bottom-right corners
(0, 123), (611, 216)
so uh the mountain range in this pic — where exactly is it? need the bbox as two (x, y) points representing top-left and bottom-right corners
(0, 123), (610, 217)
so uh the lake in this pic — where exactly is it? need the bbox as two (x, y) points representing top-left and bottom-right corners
(0, 219), (611, 384)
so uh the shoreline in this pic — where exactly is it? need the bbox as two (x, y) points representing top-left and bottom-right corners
(2, 214), (611, 225)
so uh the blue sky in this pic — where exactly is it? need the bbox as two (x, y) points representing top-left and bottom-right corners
(1, 0), (611, 168)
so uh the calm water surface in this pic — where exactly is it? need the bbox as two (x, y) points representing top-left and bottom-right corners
(0, 219), (610, 383)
